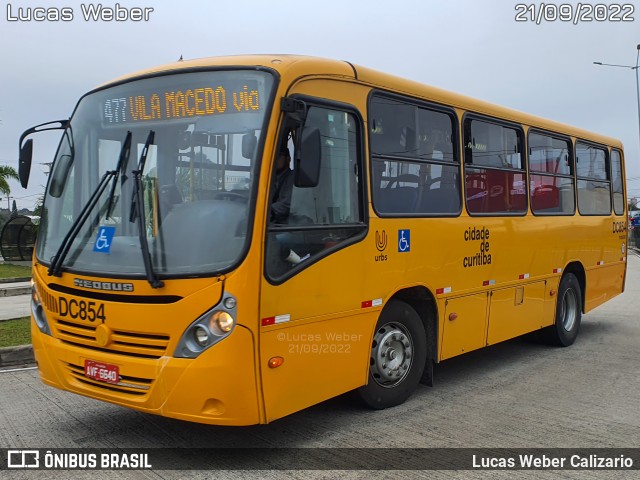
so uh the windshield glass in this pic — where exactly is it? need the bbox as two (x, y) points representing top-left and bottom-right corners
(37, 70), (275, 277)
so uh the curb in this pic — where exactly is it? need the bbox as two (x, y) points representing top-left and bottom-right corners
(0, 286), (31, 297)
(0, 344), (34, 367)
(0, 277), (31, 284)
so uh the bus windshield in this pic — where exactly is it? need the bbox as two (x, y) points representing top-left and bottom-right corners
(36, 69), (275, 277)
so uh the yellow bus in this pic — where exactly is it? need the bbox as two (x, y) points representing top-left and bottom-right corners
(19, 55), (627, 425)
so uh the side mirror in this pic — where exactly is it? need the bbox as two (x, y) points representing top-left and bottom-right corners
(294, 127), (321, 188)
(19, 139), (33, 188)
(242, 133), (257, 159)
(17, 119), (69, 189)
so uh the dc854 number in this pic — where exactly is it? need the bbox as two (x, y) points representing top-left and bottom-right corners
(59, 298), (106, 322)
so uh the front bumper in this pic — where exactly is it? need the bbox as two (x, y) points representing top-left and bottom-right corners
(32, 320), (261, 426)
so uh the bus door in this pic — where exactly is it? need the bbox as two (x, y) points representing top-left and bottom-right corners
(259, 85), (372, 421)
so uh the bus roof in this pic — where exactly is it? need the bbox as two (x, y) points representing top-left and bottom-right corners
(100, 54), (622, 149)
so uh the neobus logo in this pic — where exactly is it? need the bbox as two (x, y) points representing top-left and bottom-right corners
(74, 279), (134, 292)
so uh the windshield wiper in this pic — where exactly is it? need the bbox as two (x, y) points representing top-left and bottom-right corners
(48, 132), (132, 277)
(106, 130), (131, 219)
(129, 130), (164, 289)
(48, 171), (115, 277)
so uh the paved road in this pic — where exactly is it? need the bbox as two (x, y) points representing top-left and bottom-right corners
(1, 256), (639, 479)
(0, 281), (31, 321)
(0, 294), (30, 321)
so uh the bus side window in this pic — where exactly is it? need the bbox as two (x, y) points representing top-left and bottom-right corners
(528, 132), (574, 215)
(370, 95), (461, 216)
(610, 149), (624, 216)
(576, 142), (610, 216)
(464, 118), (526, 215)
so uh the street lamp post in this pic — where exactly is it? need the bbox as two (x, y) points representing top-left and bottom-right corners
(593, 44), (640, 151)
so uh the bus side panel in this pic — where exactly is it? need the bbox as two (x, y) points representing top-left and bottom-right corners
(487, 281), (550, 346)
(440, 293), (489, 360)
(260, 312), (374, 422)
(584, 263), (625, 313)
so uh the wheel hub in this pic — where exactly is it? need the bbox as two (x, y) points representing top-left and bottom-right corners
(370, 323), (413, 387)
(561, 288), (577, 332)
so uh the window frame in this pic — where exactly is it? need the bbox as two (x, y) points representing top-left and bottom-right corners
(462, 113), (528, 217)
(527, 128), (576, 216)
(575, 139), (611, 217)
(264, 94), (369, 285)
(367, 90), (462, 218)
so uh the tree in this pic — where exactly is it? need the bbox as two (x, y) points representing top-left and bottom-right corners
(0, 165), (18, 197)
(33, 194), (44, 217)
(11, 199), (17, 217)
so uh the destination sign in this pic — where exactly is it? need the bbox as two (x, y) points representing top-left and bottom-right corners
(101, 81), (262, 126)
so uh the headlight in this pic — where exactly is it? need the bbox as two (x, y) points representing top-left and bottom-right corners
(212, 311), (234, 333)
(31, 285), (52, 336)
(174, 292), (237, 358)
(194, 325), (210, 346)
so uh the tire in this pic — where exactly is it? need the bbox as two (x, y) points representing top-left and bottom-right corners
(358, 300), (427, 409)
(545, 273), (582, 347)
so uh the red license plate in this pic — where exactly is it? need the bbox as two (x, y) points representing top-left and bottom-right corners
(84, 359), (119, 384)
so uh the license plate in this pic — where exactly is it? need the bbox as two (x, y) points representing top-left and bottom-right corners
(84, 359), (119, 384)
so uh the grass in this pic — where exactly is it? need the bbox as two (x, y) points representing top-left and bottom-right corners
(0, 263), (32, 279)
(0, 317), (31, 348)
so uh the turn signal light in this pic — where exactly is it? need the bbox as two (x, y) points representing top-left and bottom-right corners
(268, 356), (284, 369)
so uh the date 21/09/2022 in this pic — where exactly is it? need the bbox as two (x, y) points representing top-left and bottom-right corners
(514, 3), (634, 24)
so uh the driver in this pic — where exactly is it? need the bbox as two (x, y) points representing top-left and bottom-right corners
(269, 146), (308, 265)
(270, 147), (294, 224)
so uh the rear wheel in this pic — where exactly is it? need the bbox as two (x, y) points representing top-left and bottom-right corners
(545, 273), (582, 347)
(358, 300), (426, 409)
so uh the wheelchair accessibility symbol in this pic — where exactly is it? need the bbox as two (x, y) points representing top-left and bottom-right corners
(398, 229), (410, 253)
(93, 226), (116, 253)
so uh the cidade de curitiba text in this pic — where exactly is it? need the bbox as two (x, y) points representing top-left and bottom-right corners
(6, 3), (154, 22)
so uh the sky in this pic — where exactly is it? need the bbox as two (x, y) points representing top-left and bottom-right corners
(1, 0), (639, 209)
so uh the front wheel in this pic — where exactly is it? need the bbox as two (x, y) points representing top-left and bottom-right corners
(545, 273), (582, 347)
(358, 300), (426, 409)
